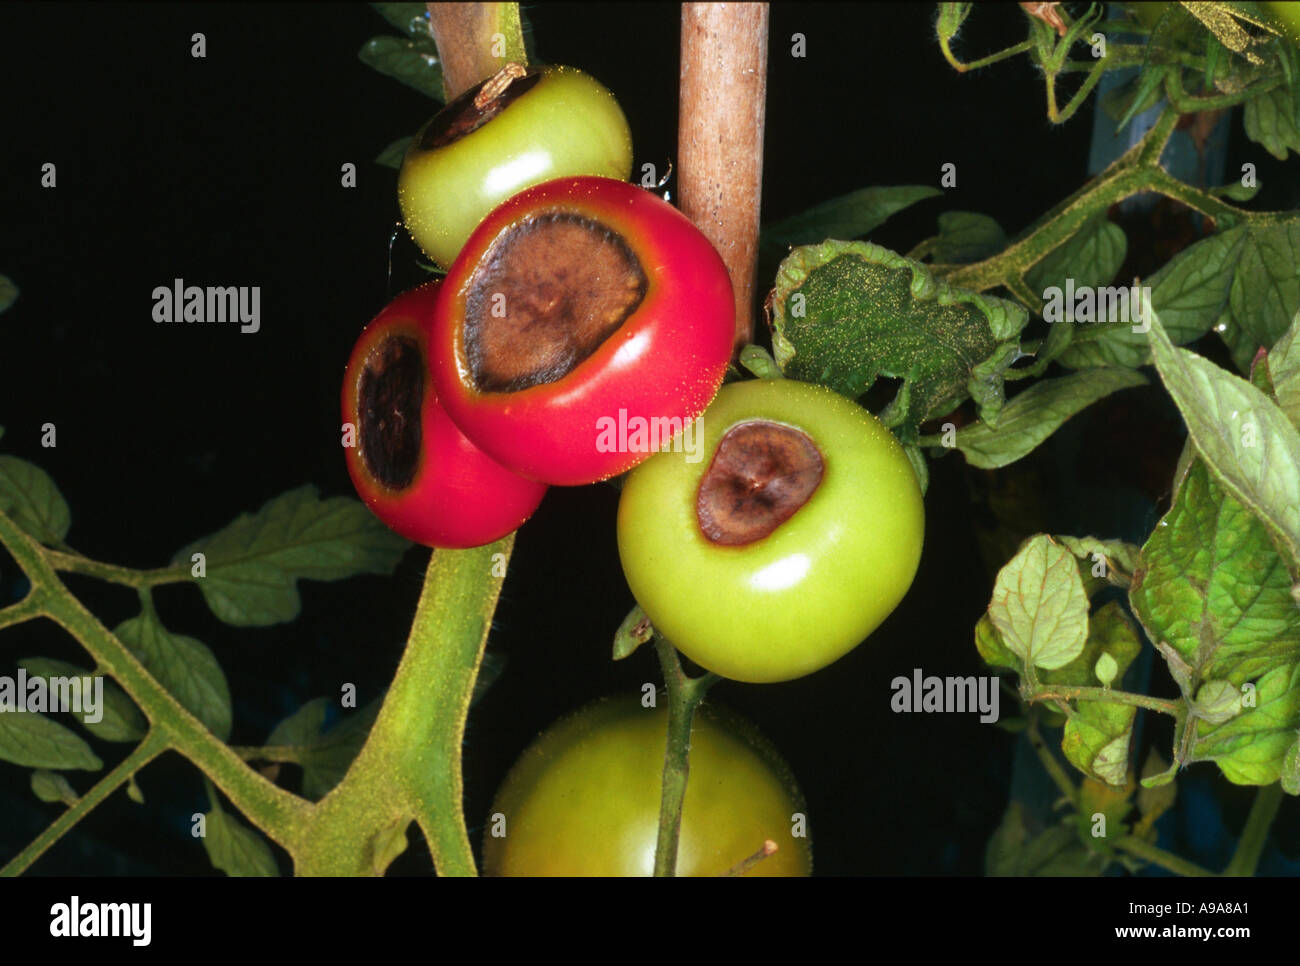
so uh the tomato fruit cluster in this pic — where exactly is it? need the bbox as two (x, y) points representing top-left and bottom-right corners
(482, 696), (812, 876)
(343, 63), (733, 546)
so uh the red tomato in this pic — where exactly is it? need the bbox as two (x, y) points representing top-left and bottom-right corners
(428, 176), (734, 486)
(341, 282), (546, 547)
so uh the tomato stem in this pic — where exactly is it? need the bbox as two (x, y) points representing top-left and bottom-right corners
(652, 634), (719, 876)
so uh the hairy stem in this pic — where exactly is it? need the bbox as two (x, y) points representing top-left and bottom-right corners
(1223, 782), (1283, 877)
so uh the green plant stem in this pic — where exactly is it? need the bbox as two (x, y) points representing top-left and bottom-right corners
(1114, 834), (1214, 877)
(652, 635), (719, 877)
(0, 512), (312, 862)
(1, 731), (166, 876)
(0, 590), (46, 630)
(1223, 782), (1284, 876)
(42, 548), (189, 588)
(1025, 684), (1181, 716)
(1026, 713), (1078, 806)
(292, 537), (514, 876)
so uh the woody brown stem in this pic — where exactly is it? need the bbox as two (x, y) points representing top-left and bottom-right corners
(678, 3), (770, 355)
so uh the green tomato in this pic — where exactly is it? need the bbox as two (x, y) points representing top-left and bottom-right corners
(482, 696), (811, 876)
(617, 378), (924, 684)
(398, 64), (633, 268)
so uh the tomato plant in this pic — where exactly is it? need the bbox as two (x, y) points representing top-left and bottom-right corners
(6, 0), (1300, 899)
(341, 281), (547, 548)
(482, 695), (811, 876)
(617, 378), (924, 683)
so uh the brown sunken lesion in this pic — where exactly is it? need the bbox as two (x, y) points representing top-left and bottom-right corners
(416, 64), (543, 151)
(359, 335), (425, 489)
(463, 211), (648, 393)
(697, 421), (825, 546)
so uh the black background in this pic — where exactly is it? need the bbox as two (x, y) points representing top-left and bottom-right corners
(1, 1), (1298, 878)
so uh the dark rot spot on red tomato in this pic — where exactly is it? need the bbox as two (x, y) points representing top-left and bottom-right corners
(417, 64), (543, 151)
(358, 335), (423, 490)
(464, 211), (647, 392)
(696, 420), (825, 546)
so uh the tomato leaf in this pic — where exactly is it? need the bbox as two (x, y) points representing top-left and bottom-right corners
(1131, 461), (1300, 688)
(17, 657), (146, 744)
(1243, 54), (1300, 160)
(0, 456), (70, 547)
(988, 535), (1089, 672)
(1025, 213), (1127, 305)
(358, 35), (445, 102)
(1189, 662), (1300, 785)
(770, 240), (1027, 438)
(0, 710), (101, 771)
(265, 696), (381, 800)
(30, 769), (77, 805)
(1147, 311), (1300, 572)
(932, 211), (1007, 264)
(375, 135), (413, 170)
(985, 802), (1107, 876)
(201, 787), (279, 877)
(923, 367), (1146, 469)
(1223, 220), (1300, 371)
(1260, 310), (1300, 429)
(115, 610), (232, 741)
(761, 185), (941, 253)
(173, 486), (409, 627)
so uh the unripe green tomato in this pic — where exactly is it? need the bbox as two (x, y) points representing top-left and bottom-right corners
(397, 65), (633, 268)
(482, 696), (812, 876)
(617, 378), (925, 684)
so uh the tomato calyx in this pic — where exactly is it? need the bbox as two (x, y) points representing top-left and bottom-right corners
(696, 419), (825, 546)
(357, 333), (424, 490)
(416, 63), (542, 151)
(464, 210), (648, 392)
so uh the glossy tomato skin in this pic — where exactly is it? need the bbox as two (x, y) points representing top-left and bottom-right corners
(482, 696), (812, 876)
(429, 176), (734, 486)
(398, 66), (633, 269)
(617, 379), (925, 683)
(342, 282), (546, 548)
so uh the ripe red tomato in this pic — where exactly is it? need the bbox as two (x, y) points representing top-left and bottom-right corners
(428, 176), (734, 486)
(341, 282), (546, 547)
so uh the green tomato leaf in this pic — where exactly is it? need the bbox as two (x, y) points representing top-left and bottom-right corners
(30, 769), (77, 805)
(932, 211), (1007, 264)
(0, 456), (70, 546)
(761, 185), (941, 253)
(1056, 534), (1140, 585)
(202, 792), (279, 877)
(1131, 460), (1300, 687)
(1043, 601), (1142, 689)
(115, 611), (232, 741)
(0, 275), (17, 314)
(1191, 679), (1243, 725)
(988, 535), (1090, 671)
(358, 35), (445, 101)
(1243, 70), (1300, 160)
(371, 2), (435, 40)
(986, 803), (1107, 876)
(0, 709), (101, 771)
(265, 697), (381, 800)
(1190, 662), (1300, 785)
(1026, 213), (1127, 305)
(1261, 310), (1300, 429)
(375, 135), (413, 170)
(770, 240), (1027, 438)
(1147, 310), (1300, 573)
(974, 613), (1020, 671)
(1137, 749), (1178, 811)
(925, 367), (1146, 469)
(17, 658), (146, 744)
(1057, 227), (1244, 370)
(174, 486), (409, 627)
(1223, 220), (1300, 371)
